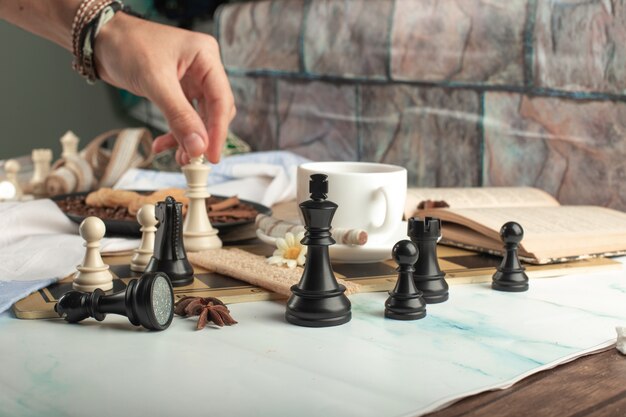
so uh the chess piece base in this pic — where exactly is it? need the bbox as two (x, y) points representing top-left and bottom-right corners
(385, 309), (426, 321)
(145, 257), (193, 287)
(492, 270), (529, 292)
(414, 273), (449, 304)
(130, 249), (152, 273)
(285, 286), (352, 328)
(183, 230), (222, 252)
(72, 266), (113, 292)
(385, 293), (427, 321)
(285, 311), (352, 328)
(72, 282), (113, 292)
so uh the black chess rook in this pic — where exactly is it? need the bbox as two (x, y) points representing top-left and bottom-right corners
(407, 217), (449, 303)
(492, 221), (529, 292)
(144, 196), (194, 287)
(285, 174), (351, 327)
(385, 240), (427, 320)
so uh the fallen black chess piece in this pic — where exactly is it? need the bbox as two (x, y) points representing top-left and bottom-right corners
(54, 271), (174, 331)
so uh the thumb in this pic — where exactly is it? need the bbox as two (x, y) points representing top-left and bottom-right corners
(147, 76), (207, 158)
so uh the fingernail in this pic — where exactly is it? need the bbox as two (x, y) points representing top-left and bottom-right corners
(184, 133), (205, 157)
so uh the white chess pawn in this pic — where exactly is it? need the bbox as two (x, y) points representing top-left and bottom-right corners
(60, 131), (80, 160)
(182, 156), (222, 252)
(131, 204), (158, 272)
(73, 217), (113, 292)
(30, 149), (53, 195)
(4, 159), (22, 198)
(0, 181), (16, 200)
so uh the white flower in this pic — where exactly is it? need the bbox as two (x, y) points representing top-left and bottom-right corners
(267, 232), (306, 269)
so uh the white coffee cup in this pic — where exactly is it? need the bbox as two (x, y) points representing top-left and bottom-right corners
(297, 162), (407, 243)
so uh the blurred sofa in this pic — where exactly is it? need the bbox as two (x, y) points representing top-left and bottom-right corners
(215, 0), (626, 210)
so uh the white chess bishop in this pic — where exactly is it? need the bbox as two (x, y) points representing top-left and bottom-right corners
(73, 216), (113, 292)
(131, 204), (158, 272)
(182, 156), (222, 252)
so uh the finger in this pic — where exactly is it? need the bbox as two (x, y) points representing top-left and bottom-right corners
(152, 133), (177, 153)
(199, 63), (235, 163)
(205, 102), (232, 163)
(175, 147), (184, 166)
(175, 148), (190, 166)
(147, 73), (208, 158)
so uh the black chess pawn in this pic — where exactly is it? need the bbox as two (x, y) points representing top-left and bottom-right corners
(407, 217), (449, 303)
(144, 196), (194, 287)
(55, 271), (174, 331)
(385, 240), (427, 320)
(285, 174), (351, 327)
(492, 221), (529, 292)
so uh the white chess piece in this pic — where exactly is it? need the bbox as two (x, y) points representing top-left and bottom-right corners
(73, 217), (114, 292)
(182, 156), (222, 252)
(4, 159), (22, 198)
(60, 131), (80, 160)
(131, 204), (158, 272)
(0, 181), (16, 200)
(30, 149), (53, 195)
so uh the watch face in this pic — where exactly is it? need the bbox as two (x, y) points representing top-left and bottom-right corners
(151, 275), (173, 326)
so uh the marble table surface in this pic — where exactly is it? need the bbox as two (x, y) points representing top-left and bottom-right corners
(1, 264), (625, 417)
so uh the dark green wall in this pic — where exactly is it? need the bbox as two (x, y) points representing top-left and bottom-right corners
(0, 22), (133, 160)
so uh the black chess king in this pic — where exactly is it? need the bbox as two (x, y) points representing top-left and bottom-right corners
(285, 174), (351, 327)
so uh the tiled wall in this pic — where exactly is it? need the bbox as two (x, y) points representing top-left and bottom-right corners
(216, 0), (626, 209)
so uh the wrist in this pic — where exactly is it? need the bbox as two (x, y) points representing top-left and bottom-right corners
(72, 0), (128, 84)
(92, 10), (131, 82)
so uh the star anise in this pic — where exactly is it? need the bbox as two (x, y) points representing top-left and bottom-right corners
(174, 296), (238, 330)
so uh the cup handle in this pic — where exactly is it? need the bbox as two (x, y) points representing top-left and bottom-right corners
(371, 187), (395, 238)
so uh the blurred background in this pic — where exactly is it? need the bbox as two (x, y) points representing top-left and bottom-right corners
(2, 0), (626, 209)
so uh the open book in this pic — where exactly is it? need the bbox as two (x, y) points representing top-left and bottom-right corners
(404, 187), (626, 264)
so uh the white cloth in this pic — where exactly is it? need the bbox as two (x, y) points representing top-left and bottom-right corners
(114, 151), (310, 207)
(0, 199), (139, 313)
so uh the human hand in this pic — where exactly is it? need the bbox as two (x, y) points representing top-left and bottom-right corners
(94, 12), (235, 165)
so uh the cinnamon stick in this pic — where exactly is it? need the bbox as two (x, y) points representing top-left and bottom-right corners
(208, 209), (257, 218)
(209, 196), (240, 212)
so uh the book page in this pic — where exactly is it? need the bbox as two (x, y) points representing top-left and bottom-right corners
(438, 206), (626, 261)
(405, 187), (559, 218)
(450, 206), (626, 237)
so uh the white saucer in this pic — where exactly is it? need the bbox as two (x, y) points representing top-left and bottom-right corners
(256, 221), (408, 264)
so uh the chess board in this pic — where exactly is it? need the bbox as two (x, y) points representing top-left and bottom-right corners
(12, 243), (621, 319)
